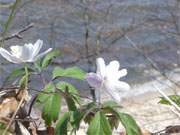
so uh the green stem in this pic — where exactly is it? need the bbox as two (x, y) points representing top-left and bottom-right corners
(24, 65), (28, 89)
(0, 0), (21, 47)
(95, 88), (101, 108)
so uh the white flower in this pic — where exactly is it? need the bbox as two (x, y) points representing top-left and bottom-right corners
(86, 57), (130, 102)
(0, 39), (52, 64)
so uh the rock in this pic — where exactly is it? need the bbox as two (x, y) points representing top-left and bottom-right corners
(0, 0), (179, 96)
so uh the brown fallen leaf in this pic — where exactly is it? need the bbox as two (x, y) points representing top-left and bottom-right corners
(2, 90), (28, 135)
(0, 89), (30, 120)
(165, 125), (180, 134)
(0, 89), (31, 135)
(0, 97), (18, 118)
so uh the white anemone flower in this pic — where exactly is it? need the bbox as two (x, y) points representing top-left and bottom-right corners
(86, 57), (130, 102)
(0, 39), (52, 64)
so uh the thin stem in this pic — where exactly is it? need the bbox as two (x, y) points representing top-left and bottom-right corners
(154, 85), (180, 118)
(95, 89), (101, 108)
(0, 0), (21, 47)
(24, 66), (28, 89)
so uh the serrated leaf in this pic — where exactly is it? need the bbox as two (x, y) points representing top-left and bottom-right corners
(108, 115), (119, 130)
(159, 95), (180, 106)
(100, 105), (119, 130)
(87, 111), (112, 135)
(70, 110), (85, 130)
(56, 81), (79, 95)
(36, 83), (55, 103)
(53, 67), (85, 80)
(118, 113), (141, 135)
(65, 95), (77, 111)
(41, 50), (60, 68)
(42, 94), (61, 126)
(64, 88), (77, 111)
(56, 81), (80, 102)
(83, 102), (97, 124)
(55, 112), (70, 135)
(102, 100), (121, 108)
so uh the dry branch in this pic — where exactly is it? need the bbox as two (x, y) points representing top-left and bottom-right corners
(0, 23), (34, 42)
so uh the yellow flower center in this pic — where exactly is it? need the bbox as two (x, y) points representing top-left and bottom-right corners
(10, 46), (22, 58)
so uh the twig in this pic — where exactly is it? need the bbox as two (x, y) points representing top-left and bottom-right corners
(82, 0), (96, 102)
(170, 107), (180, 119)
(0, 23), (34, 42)
(154, 85), (180, 116)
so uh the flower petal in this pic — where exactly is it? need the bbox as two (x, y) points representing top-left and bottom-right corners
(117, 69), (127, 78)
(104, 85), (122, 102)
(105, 60), (120, 80)
(24, 43), (34, 59)
(33, 48), (52, 61)
(32, 39), (43, 58)
(113, 81), (130, 91)
(104, 80), (129, 102)
(15, 44), (34, 61)
(0, 48), (22, 63)
(106, 60), (120, 72)
(96, 57), (106, 77)
(86, 73), (102, 88)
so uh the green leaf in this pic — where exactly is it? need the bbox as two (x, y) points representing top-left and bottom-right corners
(56, 81), (80, 111)
(82, 102), (97, 124)
(87, 111), (112, 135)
(108, 115), (119, 130)
(55, 112), (70, 135)
(41, 50), (60, 68)
(53, 67), (85, 80)
(34, 60), (42, 72)
(118, 113), (141, 135)
(56, 81), (80, 102)
(64, 88), (77, 111)
(42, 94), (61, 126)
(19, 75), (26, 88)
(36, 83), (55, 103)
(100, 105), (120, 130)
(0, 122), (6, 129)
(56, 81), (78, 95)
(102, 100), (122, 108)
(159, 95), (180, 106)
(70, 110), (85, 130)
(4, 67), (34, 84)
(5, 68), (25, 83)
